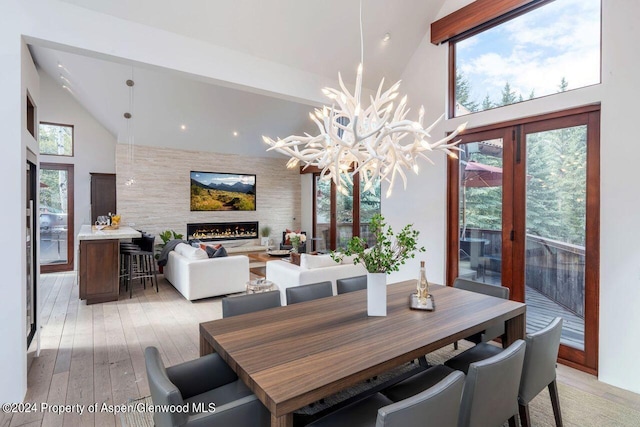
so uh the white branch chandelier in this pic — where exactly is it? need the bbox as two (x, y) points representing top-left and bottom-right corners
(263, 2), (465, 198)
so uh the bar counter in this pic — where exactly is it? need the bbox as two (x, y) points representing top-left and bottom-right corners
(77, 225), (141, 304)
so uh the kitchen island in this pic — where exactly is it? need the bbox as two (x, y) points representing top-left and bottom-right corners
(77, 225), (141, 304)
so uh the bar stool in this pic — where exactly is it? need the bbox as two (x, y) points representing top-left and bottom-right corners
(121, 234), (158, 298)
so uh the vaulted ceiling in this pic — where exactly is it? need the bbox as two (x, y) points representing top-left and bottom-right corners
(32, 0), (446, 157)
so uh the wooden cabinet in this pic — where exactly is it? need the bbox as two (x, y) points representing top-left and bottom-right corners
(90, 173), (116, 224)
(79, 239), (119, 304)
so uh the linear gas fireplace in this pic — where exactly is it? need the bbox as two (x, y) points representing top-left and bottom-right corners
(187, 221), (259, 242)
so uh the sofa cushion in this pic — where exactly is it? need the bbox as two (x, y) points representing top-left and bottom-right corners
(175, 243), (208, 260)
(212, 246), (228, 258)
(300, 254), (340, 270)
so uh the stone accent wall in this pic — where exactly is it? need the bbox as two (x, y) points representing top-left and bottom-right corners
(115, 144), (301, 244)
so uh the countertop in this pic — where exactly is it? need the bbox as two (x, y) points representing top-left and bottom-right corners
(77, 225), (141, 241)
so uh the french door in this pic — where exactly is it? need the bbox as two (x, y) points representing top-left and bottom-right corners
(447, 105), (600, 373)
(39, 163), (75, 273)
(313, 173), (381, 252)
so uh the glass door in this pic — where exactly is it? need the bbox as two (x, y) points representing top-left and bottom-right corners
(516, 112), (600, 371)
(313, 173), (381, 252)
(39, 163), (74, 273)
(448, 107), (600, 372)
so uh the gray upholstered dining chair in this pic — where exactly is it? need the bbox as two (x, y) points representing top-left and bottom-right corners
(144, 346), (270, 427)
(445, 317), (564, 427)
(221, 290), (281, 318)
(384, 340), (526, 427)
(453, 277), (510, 349)
(306, 370), (465, 427)
(337, 275), (367, 294)
(286, 281), (333, 304)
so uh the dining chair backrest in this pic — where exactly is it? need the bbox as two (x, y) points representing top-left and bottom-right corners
(336, 275), (367, 294)
(222, 291), (281, 318)
(453, 278), (509, 343)
(286, 281), (333, 305)
(145, 346), (188, 427)
(459, 339), (526, 427)
(519, 317), (563, 404)
(378, 371), (465, 427)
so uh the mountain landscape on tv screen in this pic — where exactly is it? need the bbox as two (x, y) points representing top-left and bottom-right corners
(190, 172), (256, 211)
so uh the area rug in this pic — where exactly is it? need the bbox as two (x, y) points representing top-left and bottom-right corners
(121, 343), (640, 427)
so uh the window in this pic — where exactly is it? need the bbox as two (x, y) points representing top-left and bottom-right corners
(452, 0), (601, 117)
(39, 122), (74, 156)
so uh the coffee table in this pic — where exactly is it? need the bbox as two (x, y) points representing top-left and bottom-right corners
(247, 252), (288, 277)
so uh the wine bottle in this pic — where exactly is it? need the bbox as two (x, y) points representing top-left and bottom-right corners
(418, 260), (430, 302)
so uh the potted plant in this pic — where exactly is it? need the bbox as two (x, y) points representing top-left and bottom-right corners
(260, 225), (272, 247)
(332, 214), (424, 316)
(156, 229), (184, 273)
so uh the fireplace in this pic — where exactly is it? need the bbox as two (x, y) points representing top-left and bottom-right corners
(187, 221), (259, 242)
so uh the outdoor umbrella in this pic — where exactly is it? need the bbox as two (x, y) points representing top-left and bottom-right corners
(460, 161), (503, 239)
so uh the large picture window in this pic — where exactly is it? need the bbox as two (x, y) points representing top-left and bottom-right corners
(451, 0), (601, 117)
(39, 122), (74, 156)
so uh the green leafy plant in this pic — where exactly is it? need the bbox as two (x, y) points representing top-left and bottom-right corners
(155, 230), (185, 259)
(260, 226), (272, 238)
(332, 214), (425, 273)
(159, 229), (184, 245)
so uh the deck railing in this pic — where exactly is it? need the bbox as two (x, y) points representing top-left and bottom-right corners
(463, 228), (585, 317)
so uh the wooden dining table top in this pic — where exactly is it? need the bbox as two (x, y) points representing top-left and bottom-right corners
(199, 280), (526, 426)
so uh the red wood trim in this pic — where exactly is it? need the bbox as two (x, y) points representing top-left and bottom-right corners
(330, 181), (337, 250)
(448, 44), (456, 119)
(446, 154), (458, 285)
(463, 104), (601, 135)
(431, 0), (549, 45)
(39, 122), (75, 157)
(510, 125), (525, 303)
(352, 173), (361, 238)
(312, 175), (318, 251)
(584, 109), (601, 373)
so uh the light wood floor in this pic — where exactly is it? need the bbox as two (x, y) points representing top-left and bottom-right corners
(3, 272), (640, 427)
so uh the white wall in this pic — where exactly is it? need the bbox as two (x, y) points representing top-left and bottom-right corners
(392, 0), (640, 393)
(0, 34), (39, 403)
(38, 72), (118, 269)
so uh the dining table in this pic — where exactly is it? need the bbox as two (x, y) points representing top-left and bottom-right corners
(199, 280), (526, 427)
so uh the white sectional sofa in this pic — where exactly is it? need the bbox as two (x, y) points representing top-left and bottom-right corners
(164, 243), (249, 300)
(266, 253), (367, 305)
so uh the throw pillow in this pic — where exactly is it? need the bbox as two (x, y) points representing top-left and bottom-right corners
(205, 246), (216, 258)
(175, 243), (208, 260)
(212, 246), (228, 258)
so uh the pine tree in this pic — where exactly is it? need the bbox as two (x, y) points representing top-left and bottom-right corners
(481, 94), (493, 111)
(500, 82), (518, 106)
(558, 77), (569, 92)
(455, 71), (479, 112)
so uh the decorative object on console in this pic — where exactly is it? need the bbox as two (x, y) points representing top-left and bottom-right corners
(260, 225), (272, 247)
(190, 171), (256, 211)
(332, 214), (425, 316)
(287, 231), (307, 254)
(280, 230), (307, 253)
(262, 0), (465, 198)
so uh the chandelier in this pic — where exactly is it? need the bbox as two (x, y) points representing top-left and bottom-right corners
(263, 1), (466, 197)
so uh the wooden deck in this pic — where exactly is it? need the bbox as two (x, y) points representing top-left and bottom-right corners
(472, 267), (585, 350)
(4, 272), (634, 427)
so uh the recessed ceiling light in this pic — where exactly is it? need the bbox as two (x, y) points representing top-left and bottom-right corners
(180, 124), (187, 130)
(233, 131), (239, 136)
(57, 63), (63, 68)
(382, 32), (391, 42)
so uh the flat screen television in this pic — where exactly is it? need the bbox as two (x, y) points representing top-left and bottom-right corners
(190, 171), (256, 211)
